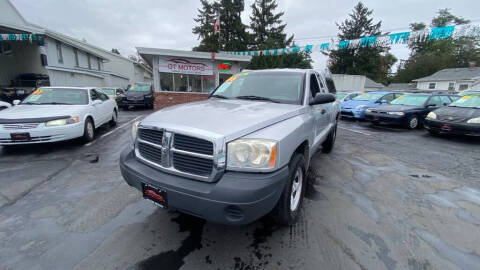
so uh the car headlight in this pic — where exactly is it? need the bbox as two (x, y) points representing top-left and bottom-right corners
(131, 121), (140, 142)
(426, 112), (437, 119)
(467, 117), (480, 124)
(356, 105), (367, 109)
(45, 117), (79, 127)
(227, 139), (277, 171)
(365, 109), (372, 113)
(387, 112), (405, 116)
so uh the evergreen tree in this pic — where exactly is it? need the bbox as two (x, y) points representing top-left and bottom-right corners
(219, 0), (249, 51)
(192, 0), (220, 52)
(328, 2), (394, 84)
(247, 0), (311, 69)
(393, 9), (478, 83)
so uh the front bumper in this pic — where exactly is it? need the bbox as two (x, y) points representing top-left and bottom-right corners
(120, 147), (289, 225)
(424, 119), (480, 136)
(120, 98), (153, 107)
(0, 122), (84, 145)
(364, 112), (406, 125)
(340, 108), (366, 119)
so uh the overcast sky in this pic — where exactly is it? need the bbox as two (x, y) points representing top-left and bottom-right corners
(11, 0), (480, 71)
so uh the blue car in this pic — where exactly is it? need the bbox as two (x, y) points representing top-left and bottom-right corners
(340, 91), (403, 119)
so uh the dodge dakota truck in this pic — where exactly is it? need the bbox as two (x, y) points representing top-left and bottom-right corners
(120, 69), (339, 225)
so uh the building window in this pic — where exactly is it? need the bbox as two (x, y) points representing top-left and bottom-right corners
(448, 82), (455, 91)
(73, 49), (79, 67)
(428, 83), (436, 90)
(459, 84), (469, 91)
(87, 54), (91, 69)
(97, 57), (101, 70)
(56, 41), (63, 64)
(0, 42), (13, 56)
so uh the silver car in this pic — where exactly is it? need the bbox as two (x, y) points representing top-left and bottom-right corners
(120, 69), (339, 225)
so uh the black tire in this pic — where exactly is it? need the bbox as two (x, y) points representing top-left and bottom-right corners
(406, 115), (419, 130)
(272, 154), (307, 226)
(322, 123), (337, 153)
(82, 118), (95, 143)
(109, 110), (118, 127)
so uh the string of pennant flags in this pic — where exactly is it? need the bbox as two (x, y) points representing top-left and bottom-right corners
(219, 23), (480, 56)
(0, 33), (44, 43)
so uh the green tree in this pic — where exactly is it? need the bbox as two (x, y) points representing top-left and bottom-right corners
(327, 2), (395, 84)
(218, 0), (249, 51)
(192, 0), (220, 52)
(247, 0), (311, 69)
(393, 9), (478, 83)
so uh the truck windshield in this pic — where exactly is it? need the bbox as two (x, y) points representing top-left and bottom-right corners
(212, 72), (304, 104)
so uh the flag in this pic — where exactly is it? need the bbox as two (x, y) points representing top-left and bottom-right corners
(214, 13), (220, 35)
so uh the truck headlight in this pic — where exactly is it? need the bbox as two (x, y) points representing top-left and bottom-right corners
(131, 121), (140, 142)
(227, 139), (277, 170)
(387, 112), (405, 116)
(45, 117), (79, 127)
(356, 105), (367, 109)
(467, 117), (480, 124)
(426, 112), (437, 119)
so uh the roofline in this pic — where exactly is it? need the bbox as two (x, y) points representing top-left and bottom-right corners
(6, 0), (29, 26)
(136, 47), (252, 62)
(413, 78), (476, 82)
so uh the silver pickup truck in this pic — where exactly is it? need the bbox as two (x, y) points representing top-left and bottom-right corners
(120, 69), (339, 225)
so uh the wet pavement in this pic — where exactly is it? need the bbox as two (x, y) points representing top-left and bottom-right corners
(0, 114), (479, 270)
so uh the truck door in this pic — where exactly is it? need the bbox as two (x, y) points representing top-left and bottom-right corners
(309, 73), (329, 146)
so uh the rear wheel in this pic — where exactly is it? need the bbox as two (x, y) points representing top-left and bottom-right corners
(109, 110), (117, 127)
(406, 115), (419, 130)
(272, 154), (307, 225)
(322, 123), (337, 153)
(82, 118), (95, 143)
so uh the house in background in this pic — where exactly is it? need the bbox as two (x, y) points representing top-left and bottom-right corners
(331, 74), (385, 92)
(382, 83), (417, 91)
(413, 67), (480, 92)
(0, 0), (151, 90)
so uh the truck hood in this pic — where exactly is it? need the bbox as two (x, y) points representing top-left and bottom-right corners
(0, 104), (85, 120)
(141, 99), (305, 141)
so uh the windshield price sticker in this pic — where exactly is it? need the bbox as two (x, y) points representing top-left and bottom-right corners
(32, 89), (43, 95)
(462, 95), (471, 99)
(397, 95), (404, 99)
(226, 75), (238, 82)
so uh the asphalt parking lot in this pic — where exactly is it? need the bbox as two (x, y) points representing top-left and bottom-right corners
(1, 112), (479, 270)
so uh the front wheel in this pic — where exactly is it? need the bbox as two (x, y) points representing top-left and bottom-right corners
(322, 123), (337, 153)
(272, 154), (307, 225)
(406, 115), (420, 130)
(82, 118), (95, 143)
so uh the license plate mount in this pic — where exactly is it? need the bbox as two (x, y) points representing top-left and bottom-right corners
(10, 132), (31, 141)
(142, 183), (168, 208)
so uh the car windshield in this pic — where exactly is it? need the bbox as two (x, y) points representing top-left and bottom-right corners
(21, 88), (88, 105)
(391, 95), (429, 106)
(449, 95), (480, 108)
(101, 88), (115, 95)
(337, 93), (347, 99)
(211, 71), (304, 104)
(353, 93), (383, 101)
(129, 84), (151, 92)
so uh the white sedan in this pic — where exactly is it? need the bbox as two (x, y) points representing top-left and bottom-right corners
(0, 87), (118, 145)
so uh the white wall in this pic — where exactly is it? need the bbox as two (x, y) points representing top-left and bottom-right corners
(417, 80), (473, 91)
(332, 74), (366, 92)
(0, 41), (46, 85)
(47, 69), (103, 87)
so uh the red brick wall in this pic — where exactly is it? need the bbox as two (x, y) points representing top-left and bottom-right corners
(154, 92), (209, 110)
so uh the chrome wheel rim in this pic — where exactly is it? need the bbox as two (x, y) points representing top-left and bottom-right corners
(290, 167), (303, 212)
(87, 122), (94, 138)
(410, 117), (418, 129)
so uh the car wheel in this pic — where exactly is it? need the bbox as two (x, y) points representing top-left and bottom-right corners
(406, 115), (419, 130)
(82, 118), (95, 143)
(272, 153), (307, 225)
(109, 110), (118, 127)
(321, 123), (337, 153)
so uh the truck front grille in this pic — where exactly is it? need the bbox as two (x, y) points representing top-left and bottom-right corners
(173, 152), (213, 176)
(137, 142), (162, 164)
(173, 134), (213, 155)
(138, 129), (163, 144)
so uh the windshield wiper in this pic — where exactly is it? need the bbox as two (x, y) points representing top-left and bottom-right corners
(21, 102), (39, 105)
(211, 94), (229, 99)
(235, 95), (280, 103)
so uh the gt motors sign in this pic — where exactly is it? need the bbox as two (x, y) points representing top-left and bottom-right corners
(158, 57), (213, 75)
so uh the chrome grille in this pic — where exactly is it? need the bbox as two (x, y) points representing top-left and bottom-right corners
(3, 123), (40, 130)
(135, 127), (218, 181)
(173, 134), (213, 155)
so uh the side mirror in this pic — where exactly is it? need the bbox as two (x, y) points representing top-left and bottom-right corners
(92, 100), (102, 105)
(13, 100), (21, 106)
(310, 93), (336, 105)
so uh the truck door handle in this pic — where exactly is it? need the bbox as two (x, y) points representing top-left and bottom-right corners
(321, 109), (327, 114)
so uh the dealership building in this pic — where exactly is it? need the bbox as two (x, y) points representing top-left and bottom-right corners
(137, 47), (251, 109)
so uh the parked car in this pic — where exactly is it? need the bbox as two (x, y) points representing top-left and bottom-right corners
(99, 87), (124, 104)
(364, 93), (457, 129)
(0, 73), (50, 103)
(340, 91), (403, 119)
(120, 83), (154, 109)
(120, 69), (339, 225)
(0, 101), (11, 111)
(336, 92), (361, 102)
(0, 87), (117, 145)
(424, 94), (480, 136)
